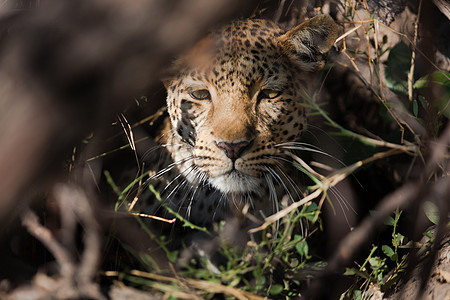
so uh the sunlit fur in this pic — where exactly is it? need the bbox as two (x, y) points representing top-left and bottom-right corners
(142, 16), (337, 224)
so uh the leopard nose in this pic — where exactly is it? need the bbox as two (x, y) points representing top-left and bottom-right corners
(215, 140), (252, 161)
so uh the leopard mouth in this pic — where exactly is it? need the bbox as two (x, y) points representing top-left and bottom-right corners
(224, 166), (244, 175)
(208, 169), (263, 195)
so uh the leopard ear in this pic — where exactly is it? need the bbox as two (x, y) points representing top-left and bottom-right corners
(279, 15), (337, 72)
(161, 77), (172, 90)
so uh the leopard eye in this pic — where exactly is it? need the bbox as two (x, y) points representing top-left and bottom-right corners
(258, 89), (281, 101)
(190, 89), (211, 100)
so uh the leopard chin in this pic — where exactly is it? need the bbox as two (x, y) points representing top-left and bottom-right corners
(208, 171), (263, 195)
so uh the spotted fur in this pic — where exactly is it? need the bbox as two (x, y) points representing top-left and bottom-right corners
(142, 16), (337, 225)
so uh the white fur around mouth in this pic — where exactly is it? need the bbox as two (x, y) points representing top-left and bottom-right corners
(209, 171), (262, 195)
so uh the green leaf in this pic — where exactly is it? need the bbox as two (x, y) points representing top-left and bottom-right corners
(293, 234), (303, 242)
(269, 284), (284, 295)
(230, 276), (241, 287)
(393, 233), (405, 247)
(304, 211), (320, 222)
(384, 216), (395, 226)
(381, 245), (395, 258)
(414, 71), (450, 89)
(353, 289), (363, 300)
(343, 267), (372, 280)
(256, 275), (266, 287)
(295, 240), (309, 257)
(413, 99), (418, 117)
(423, 201), (439, 224)
(377, 272), (384, 283)
(344, 267), (357, 275)
(369, 257), (383, 268)
(414, 71), (450, 119)
(305, 202), (318, 212)
(391, 253), (398, 262)
(167, 250), (179, 263)
(385, 42), (411, 94)
(290, 258), (299, 268)
(413, 75), (427, 89)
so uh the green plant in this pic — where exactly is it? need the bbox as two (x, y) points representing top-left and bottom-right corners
(114, 185), (325, 298)
(342, 209), (410, 298)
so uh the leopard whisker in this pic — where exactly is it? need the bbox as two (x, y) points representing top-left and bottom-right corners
(150, 163), (198, 216)
(275, 141), (327, 154)
(328, 188), (355, 229)
(330, 186), (356, 214)
(273, 163), (303, 202)
(141, 141), (185, 161)
(212, 192), (227, 221)
(148, 155), (195, 181)
(164, 162), (201, 195)
(264, 166), (295, 207)
(275, 142), (346, 167)
(161, 172), (184, 194)
(141, 144), (165, 161)
(157, 127), (177, 142)
(263, 170), (279, 215)
(128, 155), (195, 209)
(163, 176), (190, 208)
(263, 155), (304, 201)
(328, 186), (357, 228)
(184, 184), (201, 221)
(306, 124), (348, 154)
(175, 165), (204, 219)
(245, 191), (255, 212)
(263, 167), (285, 234)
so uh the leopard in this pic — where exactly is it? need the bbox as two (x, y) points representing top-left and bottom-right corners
(139, 15), (337, 227)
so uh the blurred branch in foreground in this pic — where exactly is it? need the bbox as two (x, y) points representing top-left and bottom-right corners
(0, 0), (257, 226)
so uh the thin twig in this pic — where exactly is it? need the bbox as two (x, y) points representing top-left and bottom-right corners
(408, 0), (422, 102)
(131, 212), (176, 223)
(21, 210), (75, 278)
(335, 24), (362, 44)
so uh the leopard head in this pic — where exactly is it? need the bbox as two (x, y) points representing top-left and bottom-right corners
(163, 16), (337, 196)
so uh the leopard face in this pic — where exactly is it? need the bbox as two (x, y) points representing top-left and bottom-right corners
(163, 16), (337, 200)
